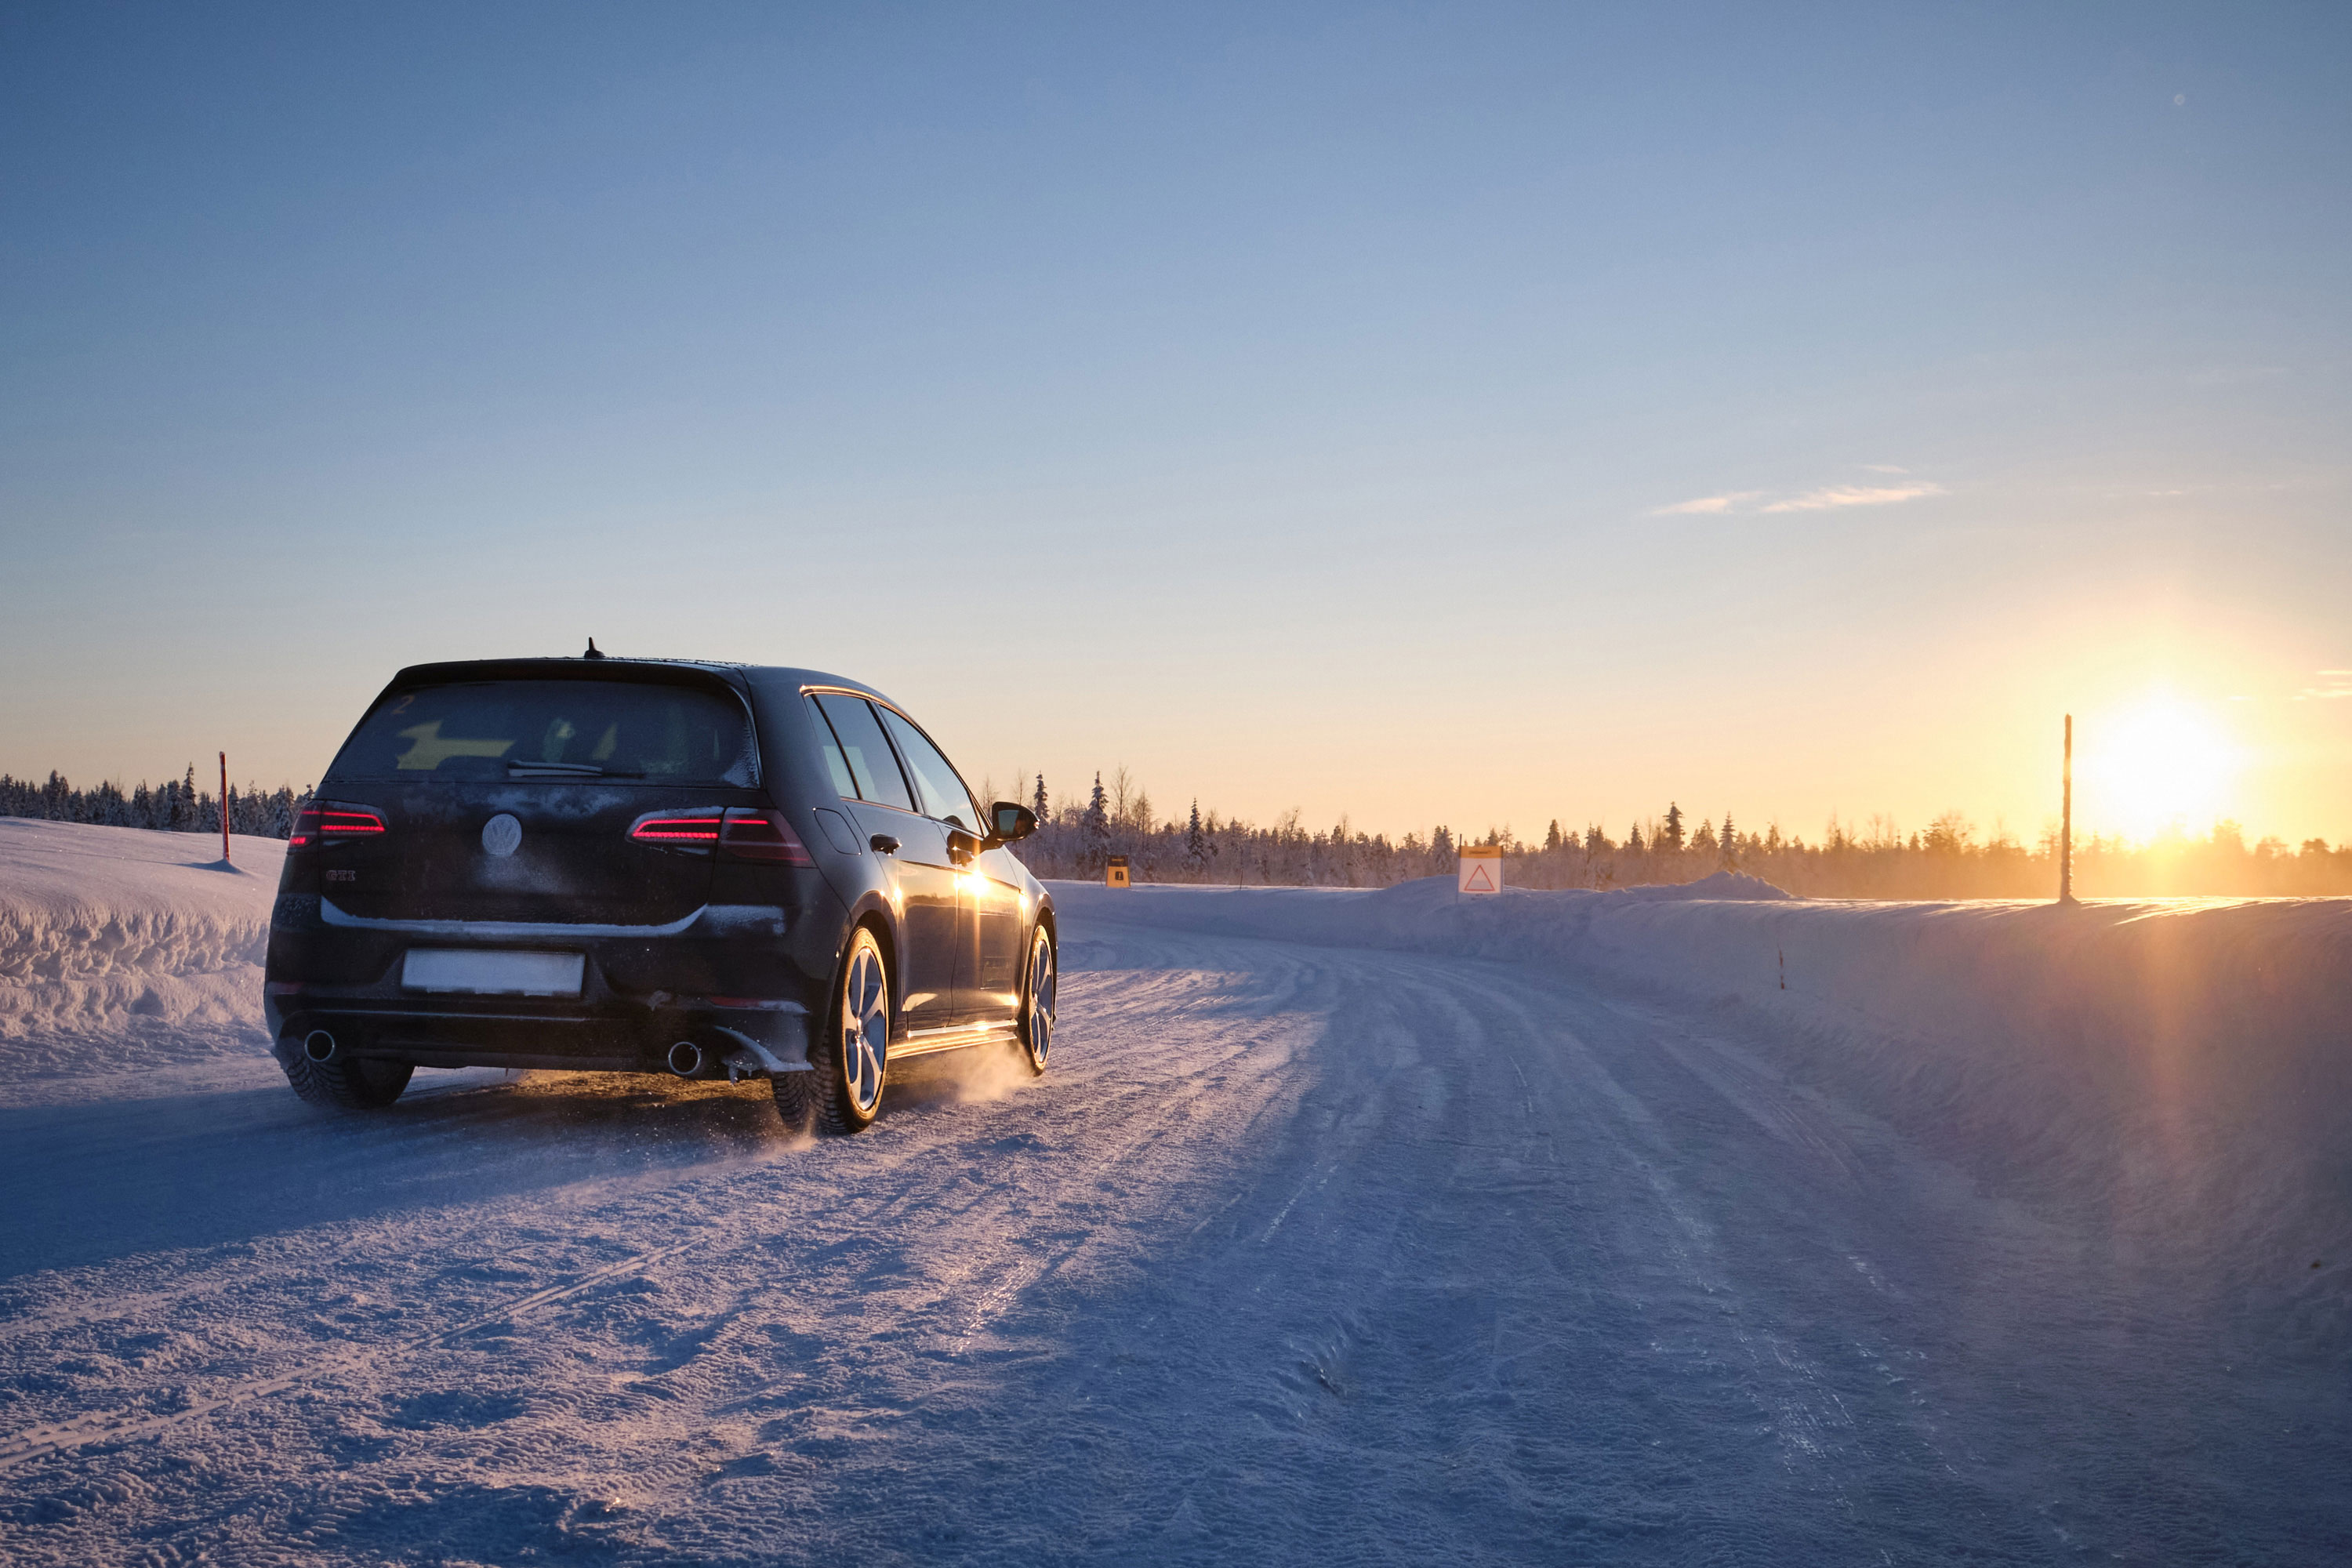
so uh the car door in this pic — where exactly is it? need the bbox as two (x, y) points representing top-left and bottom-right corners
(875, 706), (1019, 1022)
(807, 694), (962, 1034)
(964, 840), (1026, 1019)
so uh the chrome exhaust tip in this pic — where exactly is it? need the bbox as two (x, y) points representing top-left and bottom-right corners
(666, 1040), (705, 1078)
(303, 1029), (339, 1064)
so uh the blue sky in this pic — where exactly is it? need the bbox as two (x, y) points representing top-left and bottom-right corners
(5, 2), (2347, 844)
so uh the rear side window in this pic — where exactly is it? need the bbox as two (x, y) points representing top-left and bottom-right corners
(806, 699), (858, 797)
(878, 707), (977, 829)
(329, 680), (757, 783)
(811, 695), (914, 812)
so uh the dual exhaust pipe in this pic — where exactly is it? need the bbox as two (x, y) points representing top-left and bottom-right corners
(303, 1029), (730, 1080)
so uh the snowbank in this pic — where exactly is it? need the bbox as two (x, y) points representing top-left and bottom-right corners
(0, 819), (283, 1083)
(1573, 891), (2352, 1321)
(1055, 875), (2352, 1316)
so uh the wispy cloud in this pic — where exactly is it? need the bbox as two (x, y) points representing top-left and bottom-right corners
(2299, 670), (2352, 701)
(1652, 477), (1946, 518)
(1759, 482), (1946, 514)
(1651, 491), (1762, 516)
(1863, 463), (1909, 474)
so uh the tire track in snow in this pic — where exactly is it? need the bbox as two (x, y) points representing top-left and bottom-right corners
(925, 955), (1334, 1359)
(1029, 915), (1945, 1559)
(1446, 970), (1889, 1494)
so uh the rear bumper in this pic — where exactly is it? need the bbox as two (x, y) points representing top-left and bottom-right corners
(264, 897), (837, 1076)
(267, 995), (815, 1075)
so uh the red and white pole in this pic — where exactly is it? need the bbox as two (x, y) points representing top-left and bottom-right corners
(220, 750), (231, 865)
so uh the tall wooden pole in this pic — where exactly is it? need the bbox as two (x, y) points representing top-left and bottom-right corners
(220, 750), (230, 865)
(2059, 715), (2073, 904)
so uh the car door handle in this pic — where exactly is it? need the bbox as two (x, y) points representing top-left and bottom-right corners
(869, 834), (900, 855)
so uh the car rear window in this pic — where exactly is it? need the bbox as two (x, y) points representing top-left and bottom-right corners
(328, 680), (757, 783)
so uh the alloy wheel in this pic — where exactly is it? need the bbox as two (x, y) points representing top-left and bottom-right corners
(1023, 927), (1055, 1073)
(842, 938), (889, 1114)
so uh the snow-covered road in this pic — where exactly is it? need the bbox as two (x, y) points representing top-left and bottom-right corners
(4, 881), (2347, 1564)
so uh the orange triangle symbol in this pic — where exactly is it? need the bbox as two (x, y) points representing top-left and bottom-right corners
(1464, 862), (1496, 893)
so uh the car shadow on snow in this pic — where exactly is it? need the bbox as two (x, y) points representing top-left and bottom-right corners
(0, 1046), (1055, 1280)
(0, 1070), (799, 1279)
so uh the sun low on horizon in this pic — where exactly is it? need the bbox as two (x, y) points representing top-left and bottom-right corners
(2076, 692), (2245, 844)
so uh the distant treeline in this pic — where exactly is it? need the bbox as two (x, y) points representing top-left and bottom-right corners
(9, 763), (2350, 898)
(997, 771), (2352, 899)
(0, 768), (312, 839)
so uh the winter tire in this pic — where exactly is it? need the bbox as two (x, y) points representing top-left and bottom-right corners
(281, 1050), (414, 1112)
(775, 926), (890, 1134)
(1018, 923), (1055, 1076)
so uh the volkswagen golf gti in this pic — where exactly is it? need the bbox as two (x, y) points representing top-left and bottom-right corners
(263, 650), (1056, 1134)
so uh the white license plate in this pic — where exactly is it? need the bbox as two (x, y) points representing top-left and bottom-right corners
(401, 949), (584, 996)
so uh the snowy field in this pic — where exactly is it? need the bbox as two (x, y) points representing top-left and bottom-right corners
(2, 819), (2348, 1565)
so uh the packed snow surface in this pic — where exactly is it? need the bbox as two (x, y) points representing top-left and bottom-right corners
(2, 822), (2347, 1564)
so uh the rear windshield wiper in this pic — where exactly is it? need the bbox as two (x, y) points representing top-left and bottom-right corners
(505, 761), (642, 778)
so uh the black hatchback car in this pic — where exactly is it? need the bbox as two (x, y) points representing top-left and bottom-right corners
(263, 652), (1055, 1134)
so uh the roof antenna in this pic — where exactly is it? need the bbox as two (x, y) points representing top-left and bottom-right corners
(583, 637), (607, 661)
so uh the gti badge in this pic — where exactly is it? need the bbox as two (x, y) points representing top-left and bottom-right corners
(481, 813), (524, 857)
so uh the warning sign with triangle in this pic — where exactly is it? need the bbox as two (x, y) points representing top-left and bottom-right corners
(1457, 849), (1502, 895)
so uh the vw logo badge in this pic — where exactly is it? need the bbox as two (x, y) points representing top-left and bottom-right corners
(481, 814), (524, 857)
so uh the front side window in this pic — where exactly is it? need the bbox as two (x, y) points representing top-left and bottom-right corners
(811, 694), (915, 812)
(878, 707), (977, 829)
(329, 680), (756, 783)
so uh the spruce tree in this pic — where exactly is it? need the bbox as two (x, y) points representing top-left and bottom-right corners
(1082, 773), (1110, 869)
(1032, 774), (1048, 820)
(1544, 819), (1563, 852)
(1662, 802), (1685, 853)
(1719, 815), (1737, 868)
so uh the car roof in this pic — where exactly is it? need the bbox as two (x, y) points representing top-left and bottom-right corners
(382, 657), (900, 711)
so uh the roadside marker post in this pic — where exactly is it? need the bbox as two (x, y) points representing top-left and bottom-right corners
(2058, 714), (2075, 905)
(220, 751), (230, 866)
(1457, 844), (1502, 896)
(1105, 855), (1131, 889)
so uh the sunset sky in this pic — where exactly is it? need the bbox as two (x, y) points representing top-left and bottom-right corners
(4, 3), (2347, 846)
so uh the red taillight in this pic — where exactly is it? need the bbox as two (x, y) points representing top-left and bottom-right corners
(289, 803), (387, 848)
(720, 808), (815, 866)
(629, 808), (811, 864)
(630, 811), (724, 849)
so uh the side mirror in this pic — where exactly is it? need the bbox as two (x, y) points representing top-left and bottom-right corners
(989, 801), (1037, 844)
